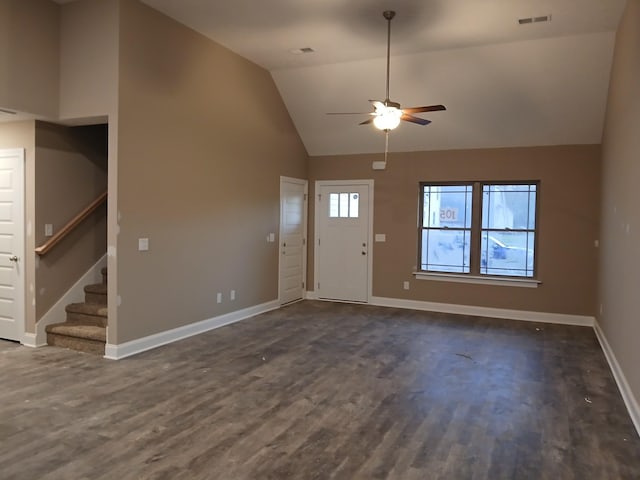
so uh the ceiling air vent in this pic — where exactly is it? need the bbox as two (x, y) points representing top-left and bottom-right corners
(518, 14), (551, 25)
(289, 47), (315, 55)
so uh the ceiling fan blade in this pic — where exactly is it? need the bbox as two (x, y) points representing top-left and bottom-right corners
(326, 112), (374, 115)
(359, 118), (375, 125)
(401, 114), (432, 126)
(402, 105), (446, 114)
(370, 100), (386, 112)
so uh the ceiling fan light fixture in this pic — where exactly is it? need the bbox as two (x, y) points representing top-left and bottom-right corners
(373, 106), (402, 131)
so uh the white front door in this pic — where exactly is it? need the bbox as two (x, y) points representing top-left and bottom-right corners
(0, 149), (25, 342)
(316, 181), (372, 303)
(279, 177), (307, 305)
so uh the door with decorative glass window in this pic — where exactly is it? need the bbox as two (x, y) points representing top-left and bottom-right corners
(316, 182), (371, 302)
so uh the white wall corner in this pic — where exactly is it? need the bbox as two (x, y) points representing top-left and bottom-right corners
(32, 254), (107, 347)
(104, 299), (281, 360)
(305, 290), (318, 300)
(594, 321), (640, 437)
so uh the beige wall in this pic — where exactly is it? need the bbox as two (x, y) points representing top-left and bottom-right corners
(309, 145), (600, 316)
(0, 121), (37, 333)
(114, 0), (307, 343)
(0, 0), (59, 118)
(59, 0), (119, 122)
(599, 0), (640, 401)
(34, 122), (108, 320)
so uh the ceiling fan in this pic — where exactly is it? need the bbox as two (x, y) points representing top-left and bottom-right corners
(328, 10), (446, 132)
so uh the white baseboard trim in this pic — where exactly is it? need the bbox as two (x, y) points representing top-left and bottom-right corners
(104, 299), (281, 360)
(369, 296), (595, 327)
(594, 320), (640, 436)
(30, 254), (108, 347)
(22, 332), (38, 348)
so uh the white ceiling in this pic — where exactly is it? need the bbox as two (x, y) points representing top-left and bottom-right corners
(87, 1), (631, 155)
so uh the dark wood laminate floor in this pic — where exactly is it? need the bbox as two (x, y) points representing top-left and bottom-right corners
(1, 301), (639, 479)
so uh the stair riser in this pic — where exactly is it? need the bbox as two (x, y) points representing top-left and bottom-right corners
(66, 312), (108, 327)
(85, 292), (107, 304)
(47, 332), (105, 356)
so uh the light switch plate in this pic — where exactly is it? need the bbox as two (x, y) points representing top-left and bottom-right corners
(45, 224), (53, 237)
(269, 233), (276, 242)
(138, 238), (149, 251)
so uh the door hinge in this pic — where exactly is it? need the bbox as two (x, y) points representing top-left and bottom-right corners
(304, 193), (308, 201)
(302, 281), (305, 288)
(302, 238), (306, 246)
(318, 282), (320, 289)
(318, 193), (322, 202)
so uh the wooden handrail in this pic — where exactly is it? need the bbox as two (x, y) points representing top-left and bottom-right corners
(35, 191), (107, 256)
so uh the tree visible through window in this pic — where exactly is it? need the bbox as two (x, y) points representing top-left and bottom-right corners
(418, 182), (538, 278)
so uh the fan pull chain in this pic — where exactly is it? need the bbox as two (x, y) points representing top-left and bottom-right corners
(384, 131), (389, 163)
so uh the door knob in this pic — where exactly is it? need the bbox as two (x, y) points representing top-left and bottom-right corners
(9, 255), (18, 262)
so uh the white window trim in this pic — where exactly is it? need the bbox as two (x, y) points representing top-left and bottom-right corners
(413, 271), (541, 288)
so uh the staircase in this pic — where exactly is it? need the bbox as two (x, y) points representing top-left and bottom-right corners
(46, 268), (108, 355)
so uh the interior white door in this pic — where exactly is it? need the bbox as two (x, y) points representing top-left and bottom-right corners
(279, 178), (307, 305)
(0, 149), (25, 342)
(317, 183), (370, 302)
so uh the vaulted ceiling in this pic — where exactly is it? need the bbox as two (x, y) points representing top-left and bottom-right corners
(95, 1), (631, 155)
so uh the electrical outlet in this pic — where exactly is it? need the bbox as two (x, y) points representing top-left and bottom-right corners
(216, 292), (222, 304)
(138, 238), (149, 251)
(403, 281), (410, 290)
(230, 290), (236, 301)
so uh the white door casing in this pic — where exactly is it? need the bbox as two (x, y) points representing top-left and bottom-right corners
(0, 149), (25, 342)
(315, 180), (373, 303)
(279, 177), (308, 305)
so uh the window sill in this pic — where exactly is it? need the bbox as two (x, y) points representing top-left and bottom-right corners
(413, 272), (541, 288)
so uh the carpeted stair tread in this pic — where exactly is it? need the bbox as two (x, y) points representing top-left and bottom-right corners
(84, 283), (107, 295)
(66, 302), (108, 317)
(46, 322), (106, 342)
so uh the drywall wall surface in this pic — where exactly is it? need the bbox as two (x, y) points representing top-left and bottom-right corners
(59, 0), (119, 122)
(115, 0), (307, 343)
(0, 0), (59, 118)
(599, 0), (640, 403)
(309, 144), (600, 316)
(34, 121), (108, 320)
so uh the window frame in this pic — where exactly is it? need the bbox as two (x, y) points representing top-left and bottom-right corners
(417, 180), (540, 283)
(418, 182), (474, 274)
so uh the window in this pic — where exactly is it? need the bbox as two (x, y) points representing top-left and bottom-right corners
(329, 192), (359, 218)
(418, 182), (538, 278)
(420, 184), (472, 273)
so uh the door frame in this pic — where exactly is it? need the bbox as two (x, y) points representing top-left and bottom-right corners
(314, 179), (374, 303)
(0, 148), (25, 342)
(278, 176), (308, 304)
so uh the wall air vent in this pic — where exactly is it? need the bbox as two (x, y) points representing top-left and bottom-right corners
(518, 14), (551, 25)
